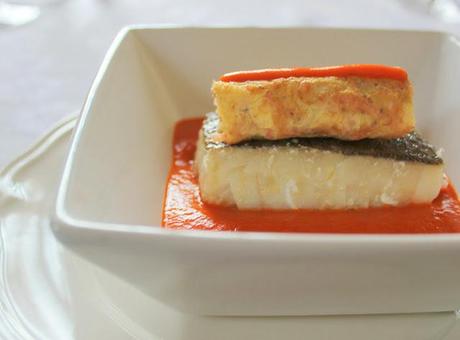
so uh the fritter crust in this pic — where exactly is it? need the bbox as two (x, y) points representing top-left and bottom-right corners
(212, 76), (414, 144)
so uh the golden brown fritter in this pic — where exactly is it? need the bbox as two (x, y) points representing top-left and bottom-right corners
(212, 76), (414, 144)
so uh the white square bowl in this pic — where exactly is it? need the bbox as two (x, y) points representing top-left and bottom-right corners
(53, 26), (460, 316)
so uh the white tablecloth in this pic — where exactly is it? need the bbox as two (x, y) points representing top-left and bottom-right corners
(2, 1), (460, 338)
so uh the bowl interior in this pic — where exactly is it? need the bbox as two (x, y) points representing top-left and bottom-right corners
(62, 27), (460, 227)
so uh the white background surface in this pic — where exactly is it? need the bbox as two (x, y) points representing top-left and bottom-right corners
(1, 0), (460, 168)
(2, 1), (460, 338)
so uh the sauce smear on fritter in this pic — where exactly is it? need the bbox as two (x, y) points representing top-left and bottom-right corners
(220, 64), (407, 82)
(161, 118), (460, 233)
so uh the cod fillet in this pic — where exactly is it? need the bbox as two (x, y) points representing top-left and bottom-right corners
(194, 113), (443, 210)
(212, 76), (414, 144)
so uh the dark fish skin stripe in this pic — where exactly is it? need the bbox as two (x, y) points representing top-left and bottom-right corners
(203, 112), (443, 165)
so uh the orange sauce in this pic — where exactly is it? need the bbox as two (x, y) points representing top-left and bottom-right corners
(219, 65), (408, 82)
(161, 118), (460, 233)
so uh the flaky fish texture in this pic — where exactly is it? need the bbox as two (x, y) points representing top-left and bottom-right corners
(194, 113), (443, 210)
(212, 76), (414, 144)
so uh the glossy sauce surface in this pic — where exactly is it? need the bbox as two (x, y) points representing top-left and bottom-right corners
(162, 118), (460, 233)
(219, 65), (408, 82)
